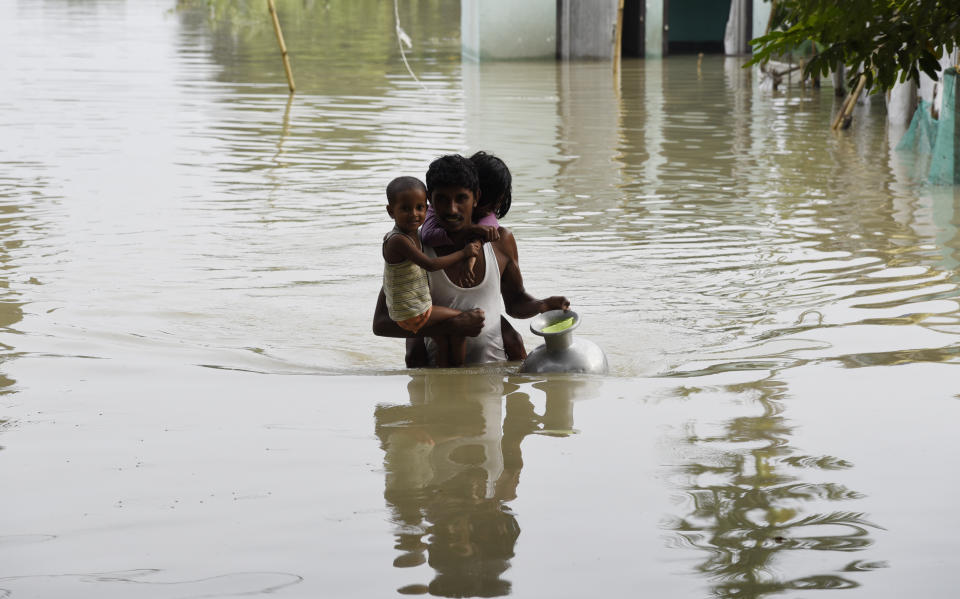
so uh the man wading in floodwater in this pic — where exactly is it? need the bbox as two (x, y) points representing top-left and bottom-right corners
(373, 154), (569, 367)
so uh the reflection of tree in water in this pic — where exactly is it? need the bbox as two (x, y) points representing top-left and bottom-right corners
(374, 374), (571, 597)
(669, 374), (885, 598)
(0, 171), (42, 433)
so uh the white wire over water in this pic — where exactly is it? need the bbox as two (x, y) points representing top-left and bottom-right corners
(393, 0), (433, 95)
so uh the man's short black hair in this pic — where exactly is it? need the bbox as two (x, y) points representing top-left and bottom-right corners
(469, 150), (512, 219)
(425, 154), (479, 197)
(385, 176), (426, 205)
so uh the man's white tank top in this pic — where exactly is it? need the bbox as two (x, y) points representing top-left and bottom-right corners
(422, 240), (507, 365)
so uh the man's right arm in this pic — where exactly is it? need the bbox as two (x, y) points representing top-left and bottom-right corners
(494, 238), (569, 319)
(372, 288), (486, 338)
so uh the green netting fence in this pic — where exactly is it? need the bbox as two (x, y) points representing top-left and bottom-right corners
(896, 67), (959, 185)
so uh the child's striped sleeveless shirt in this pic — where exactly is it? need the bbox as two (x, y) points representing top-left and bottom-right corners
(383, 227), (432, 322)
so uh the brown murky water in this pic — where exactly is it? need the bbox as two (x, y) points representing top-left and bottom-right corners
(1, 1), (958, 597)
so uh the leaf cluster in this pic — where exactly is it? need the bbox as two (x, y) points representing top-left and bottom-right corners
(747, 0), (960, 92)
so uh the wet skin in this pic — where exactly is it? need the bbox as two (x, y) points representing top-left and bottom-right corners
(373, 185), (568, 362)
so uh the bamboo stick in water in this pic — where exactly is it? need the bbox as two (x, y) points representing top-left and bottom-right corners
(840, 75), (868, 129)
(268, 0), (295, 93)
(832, 73), (866, 130)
(613, 0), (624, 75)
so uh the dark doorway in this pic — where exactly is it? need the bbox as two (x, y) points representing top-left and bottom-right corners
(666, 0), (730, 54)
(621, 0), (645, 57)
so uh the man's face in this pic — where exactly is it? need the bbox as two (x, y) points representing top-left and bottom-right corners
(429, 186), (477, 234)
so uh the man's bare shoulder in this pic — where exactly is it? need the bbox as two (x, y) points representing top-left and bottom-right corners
(492, 227), (518, 272)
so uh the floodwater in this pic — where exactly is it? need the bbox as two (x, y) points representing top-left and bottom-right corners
(1, 1), (958, 597)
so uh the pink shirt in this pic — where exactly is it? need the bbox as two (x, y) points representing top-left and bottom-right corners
(420, 205), (500, 247)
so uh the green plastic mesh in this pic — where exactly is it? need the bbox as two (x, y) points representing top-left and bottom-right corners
(897, 68), (959, 185)
(929, 68), (958, 185)
(896, 100), (938, 153)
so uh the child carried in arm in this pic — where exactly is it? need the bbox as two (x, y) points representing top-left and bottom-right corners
(382, 176), (481, 367)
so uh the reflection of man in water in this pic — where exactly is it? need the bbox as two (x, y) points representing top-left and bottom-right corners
(374, 375), (543, 597)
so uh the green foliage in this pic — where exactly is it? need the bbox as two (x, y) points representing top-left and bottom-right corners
(747, 0), (960, 92)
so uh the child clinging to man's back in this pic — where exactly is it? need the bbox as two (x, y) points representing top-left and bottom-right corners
(419, 151), (526, 360)
(382, 176), (481, 367)
(421, 150), (511, 253)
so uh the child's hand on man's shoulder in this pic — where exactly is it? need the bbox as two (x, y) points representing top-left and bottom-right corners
(469, 224), (500, 242)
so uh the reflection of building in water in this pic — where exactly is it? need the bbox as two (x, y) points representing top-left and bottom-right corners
(554, 62), (625, 202)
(374, 374), (583, 597)
(461, 61), (562, 193)
(462, 59), (624, 210)
(667, 374), (884, 598)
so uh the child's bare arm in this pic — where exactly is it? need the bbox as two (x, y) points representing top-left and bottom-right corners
(420, 207), (452, 247)
(384, 236), (480, 272)
(373, 288), (485, 338)
(466, 224), (500, 242)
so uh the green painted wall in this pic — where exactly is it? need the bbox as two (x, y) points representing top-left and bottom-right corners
(668, 0), (730, 41)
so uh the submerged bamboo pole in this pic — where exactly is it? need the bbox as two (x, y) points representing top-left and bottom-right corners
(267, 0), (295, 93)
(832, 73), (866, 130)
(810, 43), (821, 89)
(831, 84), (853, 129)
(613, 0), (625, 75)
(841, 74), (868, 129)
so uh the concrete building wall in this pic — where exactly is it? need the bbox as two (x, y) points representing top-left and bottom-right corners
(461, 0), (556, 61)
(645, 0), (664, 58)
(723, 0), (750, 55)
(462, 0), (758, 62)
(919, 49), (960, 112)
(558, 0), (619, 60)
(461, 0), (480, 59)
(752, 0), (771, 40)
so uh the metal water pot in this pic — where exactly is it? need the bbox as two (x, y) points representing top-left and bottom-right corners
(519, 310), (608, 374)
